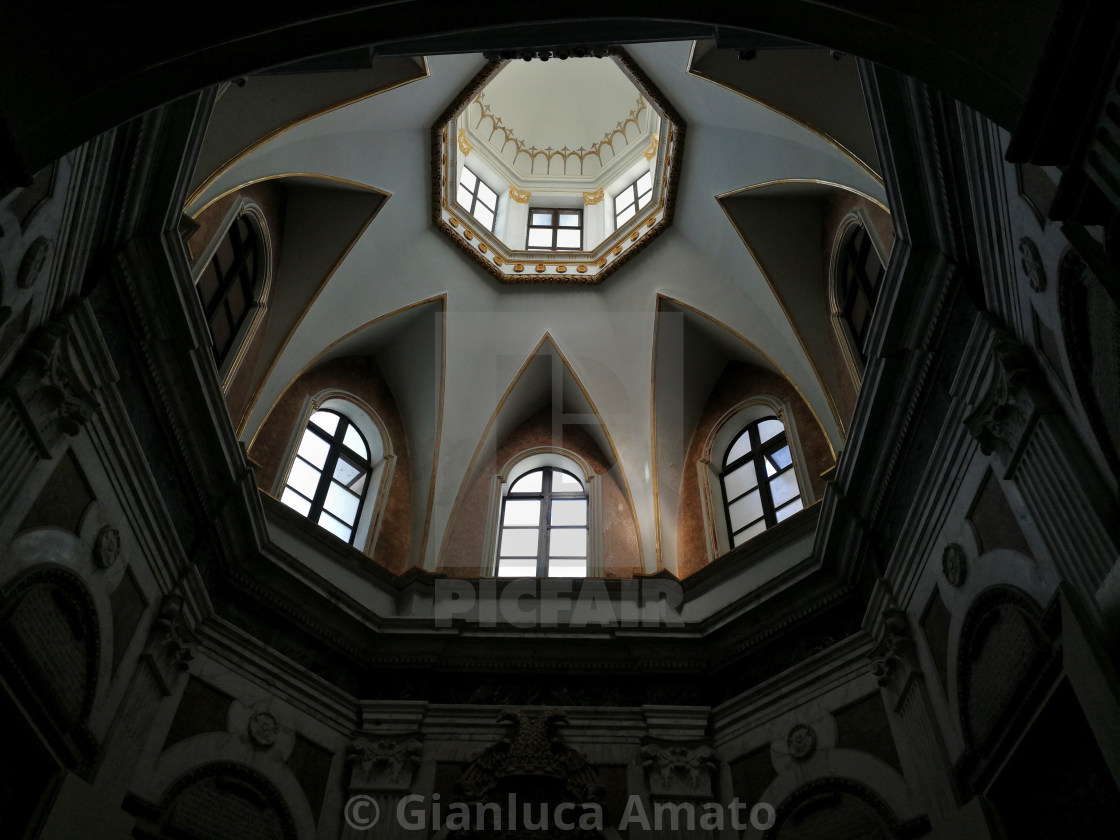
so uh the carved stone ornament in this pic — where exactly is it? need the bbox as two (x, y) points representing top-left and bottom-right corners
(17, 236), (52, 289)
(456, 709), (603, 804)
(964, 334), (1052, 473)
(942, 543), (967, 588)
(1018, 236), (1046, 293)
(93, 525), (121, 569)
(4, 319), (98, 454)
(871, 608), (915, 688)
(145, 591), (195, 694)
(641, 741), (718, 798)
(786, 724), (818, 761)
(248, 711), (280, 748)
(347, 736), (423, 792)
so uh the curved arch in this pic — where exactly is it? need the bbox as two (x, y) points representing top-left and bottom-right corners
(185, 60), (429, 209)
(276, 399), (387, 551)
(2, 1), (1051, 177)
(752, 774), (925, 840)
(955, 584), (1055, 754)
(0, 562), (103, 768)
(486, 447), (601, 576)
(148, 756), (313, 840)
(701, 400), (810, 555)
(827, 211), (888, 386)
(191, 198), (274, 390)
(437, 332), (642, 575)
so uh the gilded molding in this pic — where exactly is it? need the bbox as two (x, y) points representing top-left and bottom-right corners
(583, 188), (604, 206)
(508, 185), (531, 204)
(457, 127), (473, 156)
(644, 134), (659, 161)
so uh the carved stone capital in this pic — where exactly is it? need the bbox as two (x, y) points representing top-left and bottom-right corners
(641, 740), (718, 799)
(964, 334), (1053, 475)
(346, 735), (423, 792)
(143, 591), (194, 694)
(3, 318), (99, 455)
(871, 607), (917, 691)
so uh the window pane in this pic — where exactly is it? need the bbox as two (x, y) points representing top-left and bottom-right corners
(475, 206), (494, 231)
(510, 470), (543, 493)
(551, 499), (587, 526)
(499, 528), (539, 557)
(549, 557), (587, 578)
(478, 182), (498, 209)
(286, 458), (322, 498)
(296, 431), (330, 468)
(531, 212), (553, 226)
(456, 184), (474, 209)
(317, 511), (352, 542)
(528, 228), (553, 248)
(350, 471), (368, 495)
(558, 212), (580, 227)
(733, 519), (768, 546)
(549, 528), (587, 557)
(770, 470), (800, 506)
(771, 445), (793, 470)
(722, 462), (758, 501)
(553, 471), (584, 491)
(280, 488), (312, 516)
(324, 482), (360, 524)
(637, 171), (653, 194)
(310, 411), (339, 435)
(728, 490), (763, 532)
(498, 557), (537, 577)
(502, 499), (540, 526)
(775, 497), (805, 522)
(616, 204), (636, 226)
(556, 228), (580, 248)
(725, 430), (753, 465)
(460, 168), (477, 189)
(343, 424), (368, 459)
(757, 419), (784, 443)
(333, 456), (362, 486)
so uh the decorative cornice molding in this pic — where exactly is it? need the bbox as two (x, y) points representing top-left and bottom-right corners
(508, 185), (530, 203)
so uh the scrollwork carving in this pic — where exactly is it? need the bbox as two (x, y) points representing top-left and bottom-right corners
(1018, 236), (1046, 292)
(641, 741), (718, 797)
(964, 333), (1053, 473)
(347, 736), (423, 791)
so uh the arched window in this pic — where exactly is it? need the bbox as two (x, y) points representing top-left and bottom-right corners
(279, 408), (375, 546)
(832, 220), (886, 375)
(496, 463), (590, 578)
(195, 213), (263, 367)
(716, 414), (805, 548)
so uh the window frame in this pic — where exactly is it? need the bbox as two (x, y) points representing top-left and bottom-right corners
(526, 207), (584, 251)
(497, 467), (589, 578)
(613, 170), (654, 229)
(829, 214), (888, 384)
(485, 449), (602, 577)
(191, 200), (273, 389)
(274, 394), (395, 554)
(456, 166), (499, 232)
(719, 417), (803, 547)
(698, 399), (815, 560)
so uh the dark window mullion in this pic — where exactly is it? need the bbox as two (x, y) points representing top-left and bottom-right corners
(537, 470), (553, 577)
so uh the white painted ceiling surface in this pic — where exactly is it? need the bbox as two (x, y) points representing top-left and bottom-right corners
(188, 41), (886, 574)
(479, 57), (642, 155)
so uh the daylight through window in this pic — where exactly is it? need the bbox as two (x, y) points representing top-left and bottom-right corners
(720, 417), (803, 547)
(527, 208), (583, 251)
(281, 409), (372, 545)
(457, 167), (498, 231)
(497, 467), (588, 577)
(614, 171), (653, 229)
